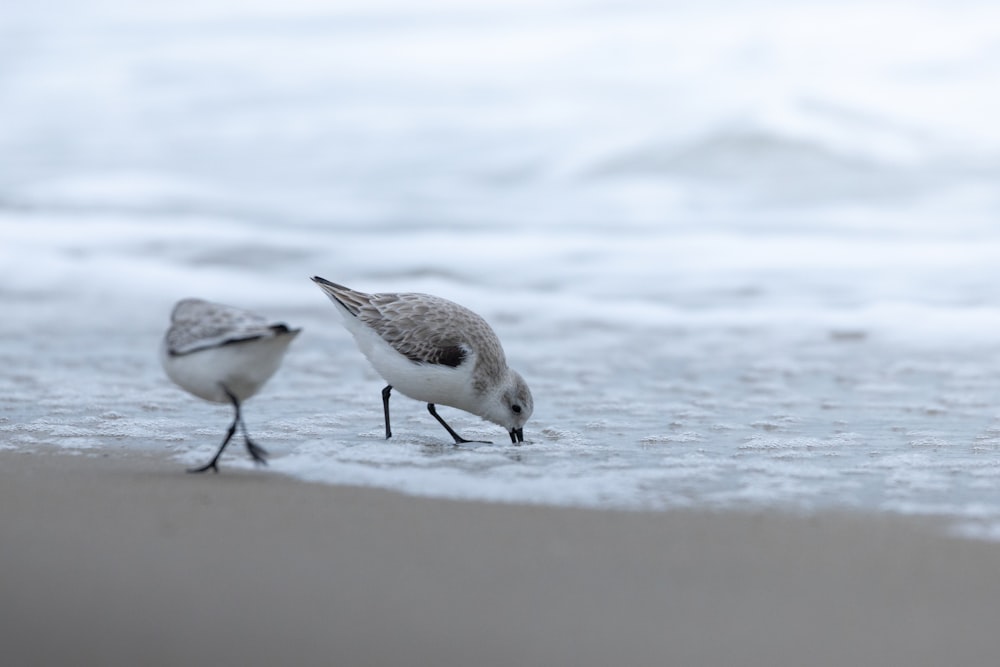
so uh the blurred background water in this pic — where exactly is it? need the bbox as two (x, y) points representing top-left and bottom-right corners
(4, 0), (1000, 534)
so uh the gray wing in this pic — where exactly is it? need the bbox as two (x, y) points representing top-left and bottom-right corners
(165, 299), (296, 356)
(362, 293), (500, 369)
(311, 277), (504, 370)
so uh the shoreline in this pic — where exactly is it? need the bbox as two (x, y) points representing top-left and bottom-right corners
(3, 448), (1000, 666)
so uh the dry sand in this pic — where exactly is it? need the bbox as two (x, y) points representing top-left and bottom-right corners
(2, 448), (1000, 667)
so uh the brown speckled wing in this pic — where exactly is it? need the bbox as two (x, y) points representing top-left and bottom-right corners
(360, 293), (484, 368)
(312, 278), (508, 381)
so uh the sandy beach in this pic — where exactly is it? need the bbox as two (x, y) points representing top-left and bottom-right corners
(7, 2), (1000, 665)
(1, 449), (999, 667)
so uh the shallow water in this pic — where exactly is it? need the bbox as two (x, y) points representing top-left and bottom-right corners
(4, 0), (1000, 535)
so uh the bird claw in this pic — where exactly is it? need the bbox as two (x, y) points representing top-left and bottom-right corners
(187, 460), (219, 474)
(245, 438), (268, 465)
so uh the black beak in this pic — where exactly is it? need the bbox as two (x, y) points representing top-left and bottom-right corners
(509, 428), (524, 444)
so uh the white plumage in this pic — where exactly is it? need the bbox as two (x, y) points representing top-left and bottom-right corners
(311, 276), (532, 444)
(160, 298), (300, 472)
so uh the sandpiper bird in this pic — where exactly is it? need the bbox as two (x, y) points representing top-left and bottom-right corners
(311, 276), (532, 444)
(160, 298), (301, 473)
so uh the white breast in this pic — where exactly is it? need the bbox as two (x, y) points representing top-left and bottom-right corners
(160, 334), (297, 404)
(345, 318), (479, 412)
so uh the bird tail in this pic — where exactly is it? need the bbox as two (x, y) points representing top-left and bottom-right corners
(311, 276), (368, 317)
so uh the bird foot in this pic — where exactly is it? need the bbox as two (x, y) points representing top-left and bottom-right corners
(187, 460), (220, 474)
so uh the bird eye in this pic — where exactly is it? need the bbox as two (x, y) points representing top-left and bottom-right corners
(512, 404), (522, 414)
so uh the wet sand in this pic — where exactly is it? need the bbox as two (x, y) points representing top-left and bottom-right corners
(2, 448), (1000, 667)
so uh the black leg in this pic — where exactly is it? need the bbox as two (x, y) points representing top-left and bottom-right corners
(188, 398), (239, 474)
(427, 403), (491, 445)
(382, 385), (393, 439)
(237, 407), (268, 466)
(188, 388), (268, 473)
